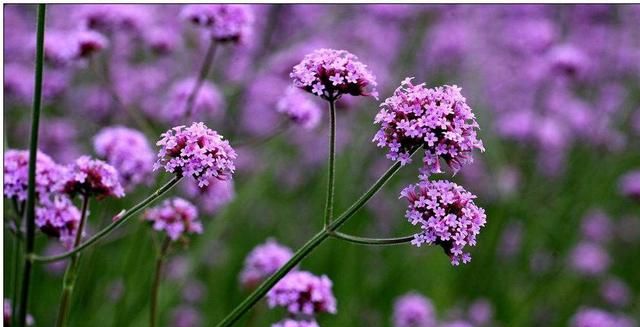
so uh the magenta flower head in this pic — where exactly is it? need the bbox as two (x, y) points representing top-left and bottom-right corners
(272, 319), (319, 327)
(144, 197), (202, 241)
(93, 126), (155, 190)
(36, 196), (82, 249)
(4, 149), (62, 202)
(181, 4), (254, 43)
(400, 180), (487, 265)
(240, 238), (294, 288)
(392, 292), (436, 327)
(154, 122), (237, 187)
(277, 87), (322, 130)
(570, 307), (636, 327)
(60, 156), (124, 199)
(373, 78), (484, 178)
(182, 177), (234, 214)
(267, 271), (337, 316)
(159, 78), (225, 122)
(618, 170), (640, 201)
(290, 48), (378, 101)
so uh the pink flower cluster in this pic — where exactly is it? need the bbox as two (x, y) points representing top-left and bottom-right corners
(181, 4), (254, 43)
(392, 292), (436, 327)
(276, 87), (322, 130)
(290, 48), (378, 100)
(570, 307), (636, 327)
(3, 149), (62, 202)
(240, 239), (294, 288)
(154, 122), (237, 187)
(267, 270), (337, 316)
(35, 196), (82, 249)
(373, 78), (484, 178)
(400, 180), (487, 265)
(144, 197), (202, 241)
(60, 156), (125, 199)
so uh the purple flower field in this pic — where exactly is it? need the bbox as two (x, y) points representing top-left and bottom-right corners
(3, 4), (640, 327)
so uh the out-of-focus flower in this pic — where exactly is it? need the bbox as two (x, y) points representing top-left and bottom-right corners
(401, 180), (487, 265)
(182, 280), (206, 303)
(3, 149), (63, 202)
(36, 196), (82, 249)
(144, 197), (202, 241)
(276, 87), (322, 130)
(267, 271), (337, 315)
(170, 305), (202, 327)
(4, 299), (34, 326)
(182, 177), (234, 215)
(43, 242), (69, 275)
(600, 277), (631, 308)
(74, 4), (151, 33)
(290, 48), (378, 100)
(60, 156), (124, 199)
(618, 170), (640, 201)
(547, 44), (589, 79)
(4, 63), (33, 103)
(568, 241), (610, 276)
(272, 319), (319, 327)
(43, 30), (108, 66)
(373, 78), (484, 178)
(570, 307), (636, 327)
(93, 126), (155, 190)
(468, 299), (493, 326)
(181, 4), (254, 43)
(240, 238), (294, 288)
(580, 209), (613, 244)
(159, 78), (225, 122)
(392, 292), (436, 327)
(154, 122), (237, 187)
(497, 220), (523, 260)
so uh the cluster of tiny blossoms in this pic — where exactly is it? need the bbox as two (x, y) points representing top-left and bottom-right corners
(240, 239), (294, 288)
(290, 48), (378, 100)
(93, 126), (155, 190)
(35, 196), (82, 249)
(276, 87), (322, 130)
(144, 197), (202, 241)
(3, 149), (63, 202)
(570, 307), (636, 327)
(267, 270), (337, 316)
(154, 122), (237, 188)
(400, 180), (487, 265)
(373, 78), (484, 178)
(181, 4), (254, 43)
(60, 156), (125, 199)
(392, 292), (436, 327)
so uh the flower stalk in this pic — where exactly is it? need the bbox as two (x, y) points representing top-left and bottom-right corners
(149, 237), (171, 327)
(185, 39), (218, 117)
(323, 97), (338, 227)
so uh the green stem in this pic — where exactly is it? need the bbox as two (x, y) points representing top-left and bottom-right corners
(323, 98), (337, 227)
(149, 237), (171, 327)
(32, 176), (182, 263)
(184, 39), (217, 117)
(329, 231), (415, 246)
(16, 5), (46, 327)
(55, 195), (90, 327)
(11, 227), (22, 326)
(215, 147), (420, 327)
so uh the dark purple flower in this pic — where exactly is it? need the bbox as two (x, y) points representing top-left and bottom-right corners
(3, 149), (63, 202)
(181, 4), (254, 43)
(144, 197), (202, 241)
(240, 238), (294, 288)
(392, 292), (436, 327)
(60, 156), (125, 199)
(267, 270), (337, 316)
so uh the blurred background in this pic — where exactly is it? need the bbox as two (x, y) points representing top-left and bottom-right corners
(3, 4), (640, 327)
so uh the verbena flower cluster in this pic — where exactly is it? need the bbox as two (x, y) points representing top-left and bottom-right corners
(392, 292), (436, 327)
(35, 196), (82, 249)
(154, 122), (237, 187)
(159, 78), (224, 121)
(276, 87), (322, 130)
(570, 307), (636, 327)
(267, 270), (337, 316)
(400, 180), (487, 265)
(60, 156), (125, 199)
(144, 197), (202, 241)
(181, 4), (254, 43)
(3, 149), (62, 202)
(373, 77), (484, 178)
(93, 126), (155, 190)
(290, 48), (378, 100)
(272, 319), (319, 327)
(240, 239), (294, 288)
(43, 30), (108, 66)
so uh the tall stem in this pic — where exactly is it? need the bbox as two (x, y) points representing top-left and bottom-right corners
(329, 232), (414, 246)
(149, 237), (171, 327)
(323, 98), (337, 227)
(32, 176), (182, 263)
(16, 5), (46, 327)
(215, 147), (419, 327)
(184, 39), (217, 117)
(55, 195), (90, 327)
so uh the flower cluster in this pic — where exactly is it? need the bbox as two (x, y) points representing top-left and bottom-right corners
(181, 4), (254, 43)
(373, 78), (484, 178)
(570, 307), (636, 327)
(290, 48), (378, 100)
(93, 126), (155, 189)
(60, 156), (125, 199)
(35, 196), (82, 249)
(3, 149), (63, 202)
(240, 239), (294, 288)
(618, 170), (640, 201)
(272, 319), (319, 327)
(400, 180), (487, 265)
(276, 87), (322, 130)
(159, 78), (224, 122)
(43, 30), (108, 67)
(144, 197), (202, 241)
(569, 241), (610, 276)
(154, 122), (237, 187)
(182, 177), (234, 214)
(267, 271), (337, 316)
(392, 292), (436, 327)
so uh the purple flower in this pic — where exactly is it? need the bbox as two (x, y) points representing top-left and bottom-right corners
(467, 299), (493, 326)
(144, 197), (202, 241)
(43, 29), (108, 66)
(272, 319), (319, 327)
(580, 209), (613, 244)
(392, 292), (436, 327)
(276, 87), (322, 130)
(4, 299), (34, 326)
(182, 280), (206, 304)
(618, 170), (640, 201)
(569, 241), (610, 276)
(290, 48), (378, 100)
(570, 307), (636, 327)
(60, 156), (125, 199)
(547, 44), (589, 78)
(181, 4), (254, 43)
(240, 238), (294, 288)
(74, 4), (151, 33)
(401, 180), (487, 265)
(3, 149), (63, 202)
(267, 270), (337, 316)
(93, 126), (155, 190)
(36, 196), (82, 249)
(159, 78), (225, 122)
(600, 277), (631, 308)
(154, 122), (237, 187)
(182, 177), (234, 215)
(170, 305), (202, 327)
(373, 78), (484, 178)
